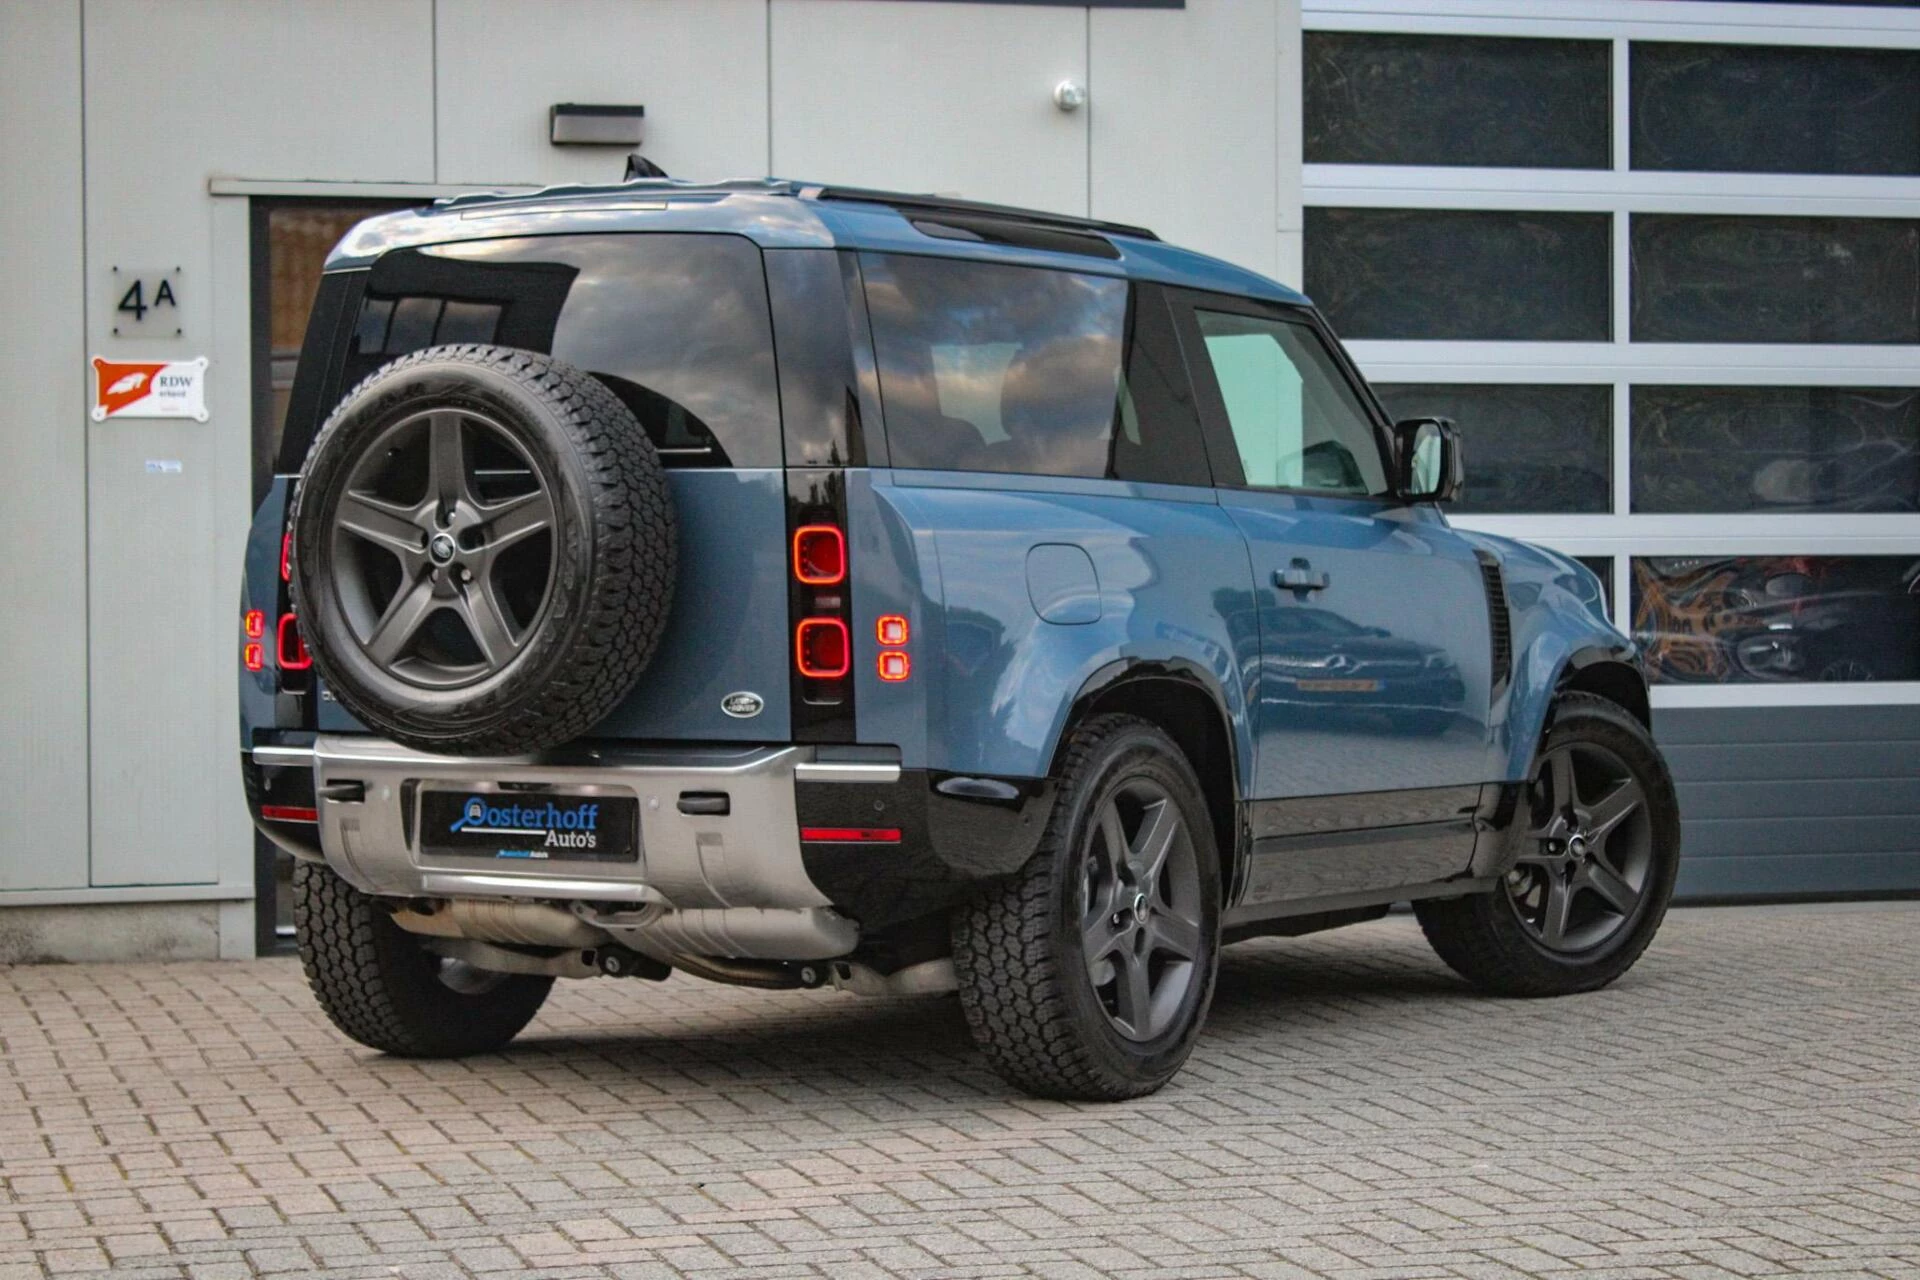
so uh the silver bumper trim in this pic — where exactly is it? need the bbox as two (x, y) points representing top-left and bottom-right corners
(793, 761), (901, 784)
(415, 872), (671, 903)
(302, 734), (834, 915)
(251, 744), (316, 768)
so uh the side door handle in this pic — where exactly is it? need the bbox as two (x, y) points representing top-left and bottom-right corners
(1274, 559), (1330, 594)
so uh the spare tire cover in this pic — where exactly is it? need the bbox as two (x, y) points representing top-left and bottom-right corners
(289, 344), (676, 755)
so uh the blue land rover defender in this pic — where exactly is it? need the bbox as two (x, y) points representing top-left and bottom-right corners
(241, 180), (1678, 1101)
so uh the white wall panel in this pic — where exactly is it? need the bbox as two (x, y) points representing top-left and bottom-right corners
(1091, 0), (1291, 280)
(436, 0), (768, 188)
(770, 0), (1088, 215)
(81, 1), (434, 885)
(0, 2), (89, 892)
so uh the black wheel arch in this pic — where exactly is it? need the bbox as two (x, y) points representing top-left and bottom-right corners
(1049, 659), (1245, 904)
(1556, 646), (1651, 729)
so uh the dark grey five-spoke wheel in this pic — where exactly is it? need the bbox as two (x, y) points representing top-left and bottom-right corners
(289, 345), (675, 755)
(1078, 779), (1207, 1041)
(1504, 741), (1652, 954)
(953, 714), (1221, 1101)
(1415, 692), (1681, 998)
(331, 407), (558, 686)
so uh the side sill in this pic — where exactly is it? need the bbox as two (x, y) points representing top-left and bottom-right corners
(1222, 875), (1497, 937)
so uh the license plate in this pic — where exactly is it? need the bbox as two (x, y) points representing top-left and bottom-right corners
(418, 789), (639, 863)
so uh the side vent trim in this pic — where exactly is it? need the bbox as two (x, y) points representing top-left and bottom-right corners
(1475, 550), (1513, 700)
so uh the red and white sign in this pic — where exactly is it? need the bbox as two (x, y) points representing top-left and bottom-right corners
(90, 356), (208, 422)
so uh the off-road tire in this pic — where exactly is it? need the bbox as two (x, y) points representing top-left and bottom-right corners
(1415, 693), (1680, 997)
(292, 862), (553, 1057)
(290, 344), (675, 755)
(952, 714), (1222, 1101)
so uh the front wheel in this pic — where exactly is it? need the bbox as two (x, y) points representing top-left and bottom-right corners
(292, 863), (553, 1057)
(952, 714), (1221, 1100)
(1415, 693), (1681, 997)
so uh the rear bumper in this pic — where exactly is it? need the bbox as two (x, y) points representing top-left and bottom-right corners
(246, 735), (1052, 951)
(262, 735), (845, 908)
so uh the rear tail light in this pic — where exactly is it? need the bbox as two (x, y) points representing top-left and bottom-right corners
(877, 650), (911, 682)
(242, 643), (265, 672)
(260, 804), (318, 824)
(243, 609), (266, 639)
(277, 613), (311, 671)
(793, 524), (846, 585)
(795, 618), (850, 679)
(876, 615), (909, 646)
(281, 532), (293, 582)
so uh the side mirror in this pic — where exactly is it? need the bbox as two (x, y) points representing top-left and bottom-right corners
(1393, 417), (1464, 504)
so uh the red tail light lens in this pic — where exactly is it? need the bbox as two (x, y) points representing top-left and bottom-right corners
(281, 531), (293, 582)
(277, 613), (312, 671)
(800, 827), (902, 843)
(260, 804), (318, 824)
(243, 609), (266, 639)
(878, 650), (911, 682)
(795, 617), (850, 678)
(793, 525), (846, 585)
(242, 643), (265, 672)
(876, 615), (909, 646)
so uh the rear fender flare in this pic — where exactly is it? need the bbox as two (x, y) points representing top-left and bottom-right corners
(1046, 657), (1251, 899)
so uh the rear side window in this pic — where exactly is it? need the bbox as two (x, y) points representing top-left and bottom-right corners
(861, 252), (1208, 485)
(286, 233), (780, 469)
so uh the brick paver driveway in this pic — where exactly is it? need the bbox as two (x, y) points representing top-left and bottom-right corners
(3, 904), (1917, 1279)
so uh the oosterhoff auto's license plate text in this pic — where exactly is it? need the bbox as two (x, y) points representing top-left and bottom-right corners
(420, 791), (639, 862)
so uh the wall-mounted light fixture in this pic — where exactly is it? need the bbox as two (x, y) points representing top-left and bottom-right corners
(549, 103), (645, 147)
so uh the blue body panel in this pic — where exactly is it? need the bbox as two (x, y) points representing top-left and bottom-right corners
(1456, 532), (1632, 783)
(854, 470), (1260, 800)
(1223, 492), (1497, 797)
(595, 469), (793, 742)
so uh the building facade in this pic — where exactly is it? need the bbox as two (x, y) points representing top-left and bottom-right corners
(0, 0), (1913, 961)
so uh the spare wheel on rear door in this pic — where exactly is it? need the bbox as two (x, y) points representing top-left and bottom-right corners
(289, 344), (676, 755)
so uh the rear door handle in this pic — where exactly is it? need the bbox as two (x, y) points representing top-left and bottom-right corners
(1274, 561), (1330, 593)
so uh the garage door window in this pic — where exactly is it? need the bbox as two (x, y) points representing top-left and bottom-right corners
(1634, 556), (1920, 684)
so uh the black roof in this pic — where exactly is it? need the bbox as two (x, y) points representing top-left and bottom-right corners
(810, 186), (1160, 242)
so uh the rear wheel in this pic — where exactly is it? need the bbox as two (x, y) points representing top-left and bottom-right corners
(952, 714), (1221, 1100)
(292, 863), (552, 1057)
(1415, 693), (1680, 997)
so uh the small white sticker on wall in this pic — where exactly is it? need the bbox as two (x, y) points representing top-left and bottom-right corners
(144, 459), (183, 475)
(91, 356), (209, 422)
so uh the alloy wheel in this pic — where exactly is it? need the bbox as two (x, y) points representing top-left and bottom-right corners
(326, 408), (558, 689)
(1504, 741), (1654, 954)
(1077, 778), (1206, 1041)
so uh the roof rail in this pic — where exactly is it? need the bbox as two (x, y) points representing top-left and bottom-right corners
(810, 186), (1159, 242)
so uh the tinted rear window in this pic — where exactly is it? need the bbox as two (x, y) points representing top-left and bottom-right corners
(861, 252), (1207, 484)
(283, 233), (780, 470)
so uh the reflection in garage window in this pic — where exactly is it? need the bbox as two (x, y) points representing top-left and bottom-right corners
(1631, 215), (1920, 344)
(1306, 208), (1612, 341)
(1374, 383), (1610, 514)
(1631, 42), (1920, 176)
(1306, 32), (1611, 169)
(1633, 556), (1920, 684)
(1632, 386), (1920, 514)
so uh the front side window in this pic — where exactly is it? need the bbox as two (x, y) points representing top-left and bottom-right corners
(1193, 310), (1389, 496)
(862, 252), (1207, 485)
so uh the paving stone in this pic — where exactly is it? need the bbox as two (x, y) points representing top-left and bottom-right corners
(2, 906), (1918, 1277)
